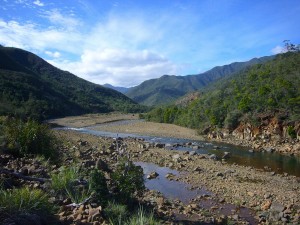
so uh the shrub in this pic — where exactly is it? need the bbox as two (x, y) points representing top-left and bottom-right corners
(224, 110), (242, 130)
(89, 169), (109, 206)
(3, 118), (57, 159)
(111, 157), (145, 202)
(287, 126), (297, 139)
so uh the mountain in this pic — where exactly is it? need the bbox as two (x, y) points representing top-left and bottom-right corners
(0, 46), (145, 120)
(146, 52), (300, 131)
(103, 84), (130, 94)
(126, 56), (274, 106)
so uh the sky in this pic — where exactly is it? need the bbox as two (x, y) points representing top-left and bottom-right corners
(0, 0), (300, 87)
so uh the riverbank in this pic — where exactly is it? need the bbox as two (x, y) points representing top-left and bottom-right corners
(49, 114), (300, 224)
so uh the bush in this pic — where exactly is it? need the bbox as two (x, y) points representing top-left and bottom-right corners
(3, 118), (57, 159)
(111, 157), (145, 202)
(224, 110), (242, 130)
(89, 169), (109, 206)
(287, 126), (297, 139)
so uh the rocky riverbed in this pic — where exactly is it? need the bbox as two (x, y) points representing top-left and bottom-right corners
(53, 129), (300, 224)
(48, 114), (300, 224)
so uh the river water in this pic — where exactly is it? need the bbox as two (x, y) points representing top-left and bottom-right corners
(57, 120), (300, 177)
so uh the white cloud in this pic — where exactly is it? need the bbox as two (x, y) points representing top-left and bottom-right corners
(271, 45), (286, 54)
(33, 0), (44, 7)
(49, 48), (181, 87)
(45, 50), (61, 58)
(0, 19), (83, 54)
(42, 9), (81, 30)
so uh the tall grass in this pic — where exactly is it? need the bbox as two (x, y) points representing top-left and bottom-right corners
(0, 187), (54, 218)
(105, 202), (158, 225)
(51, 166), (91, 203)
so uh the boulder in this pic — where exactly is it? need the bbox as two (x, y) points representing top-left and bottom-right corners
(147, 171), (159, 179)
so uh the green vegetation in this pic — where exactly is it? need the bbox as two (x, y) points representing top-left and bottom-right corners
(126, 56), (273, 106)
(147, 52), (300, 131)
(89, 169), (110, 206)
(112, 157), (145, 203)
(105, 202), (158, 225)
(0, 187), (54, 221)
(0, 46), (147, 120)
(0, 117), (57, 159)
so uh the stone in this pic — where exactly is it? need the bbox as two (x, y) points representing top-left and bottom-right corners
(189, 151), (197, 156)
(96, 159), (109, 171)
(222, 152), (231, 159)
(147, 171), (159, 179)
(208, 154), (217, 160)
(261, 200), (272, 210)
(193, 167), (202, 172)
(88, 205), (102, 222)
(165, 173), (174, 179)
(216, 172), (224, 177)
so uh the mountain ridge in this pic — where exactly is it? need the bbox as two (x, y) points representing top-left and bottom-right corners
(126, 55), (274, 106)
(0, 46), (145, 120)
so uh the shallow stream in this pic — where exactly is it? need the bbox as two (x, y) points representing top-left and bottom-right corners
(59, 119), (300, 177)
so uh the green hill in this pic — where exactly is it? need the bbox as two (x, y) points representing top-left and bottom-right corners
(0, 46), (145, 120)
(126, 56), (273, 106)
(146, 52), (300, 130)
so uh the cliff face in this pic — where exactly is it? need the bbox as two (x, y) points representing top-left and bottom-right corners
(207, 115), (300, 155)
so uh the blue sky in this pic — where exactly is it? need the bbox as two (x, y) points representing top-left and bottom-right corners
(0, 0), (299, 87)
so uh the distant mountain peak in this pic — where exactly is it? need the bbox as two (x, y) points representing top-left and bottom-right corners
(125, 55), (274, 106)
(103, 83), (130, 94)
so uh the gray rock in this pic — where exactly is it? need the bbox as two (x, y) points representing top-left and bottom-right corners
(189, 151), (197, 156)
(222, 152), (231, 159)
(209, 154), (217, 160)
(147, 171), (159, 179)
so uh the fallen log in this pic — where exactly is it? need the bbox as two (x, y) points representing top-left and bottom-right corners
(0, 168), (50, 183)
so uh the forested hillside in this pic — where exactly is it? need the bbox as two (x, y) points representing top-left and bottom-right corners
(0, 46), (145, 120)
(126, 56), (273, 106)
(146, 52), (300, 132)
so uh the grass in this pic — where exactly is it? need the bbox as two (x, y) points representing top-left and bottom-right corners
(51, 166), (79, 191)
(0, 187), (54, 220)
(105, 202), (158, 225)
(50, 166), (91, 203)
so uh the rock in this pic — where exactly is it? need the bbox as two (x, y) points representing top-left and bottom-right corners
(249, 149), (254, 153)
(96, 159), (109, 171)
(247, 191), (255, 197)
(216, 172), (224, 177)
(189, 151), (197, 156)
(154, 143), (165, 148)
(88, 205), (102, 222)
(147, 171), (159, 179)
(261, 200), (272, 210)
(270, 202), (286, 212)
(208, 154), (217, 160)
(172, 154), (182, 163)
(165, 173), (175, 179)
(222, 151), (231, 159)
(192, 145), (199, 150)
(193, 167), (202, 172)
(265, 147), (274, 153)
